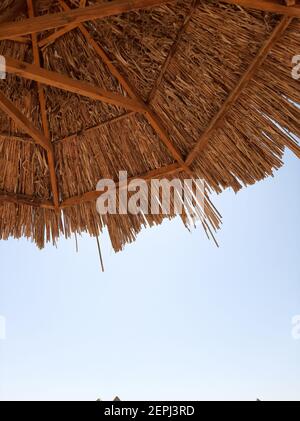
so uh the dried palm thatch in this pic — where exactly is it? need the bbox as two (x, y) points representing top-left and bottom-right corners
(0, 0), (299, 251)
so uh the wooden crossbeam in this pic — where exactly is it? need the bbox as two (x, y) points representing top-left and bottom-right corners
(0, 132), (33, 143)
(147, 0), (198, 104)
(27, 0), (60, 209)
(0, 113), (135, 146)
(220, 0), (300, 15)
(61, 163), (183, 208)
(0, 0), (299, 42)
(59, 1), (137, 98)
(4, 56), (146, 113)
(0, 91), (52, 153)
(0, 0), (176, 41)
(54, 112), (135, 144)
(0, 1), (299, 43)
(39, 0), (88, 49)
(185, 15), (293, 166)
(0, 191), (54, 209)
(145, 109), (191, 174)
(39, 22), (79, 49)
(5, 36), (31, 44)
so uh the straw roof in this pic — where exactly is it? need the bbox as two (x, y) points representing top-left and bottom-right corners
(0, 0), (299, 251)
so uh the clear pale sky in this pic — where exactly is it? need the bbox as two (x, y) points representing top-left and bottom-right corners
(0, 150), (299, 401)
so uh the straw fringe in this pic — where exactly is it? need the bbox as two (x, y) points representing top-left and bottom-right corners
(0, 0), (299, 250)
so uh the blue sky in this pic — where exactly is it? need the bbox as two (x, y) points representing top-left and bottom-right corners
(0, 150), (299, 401)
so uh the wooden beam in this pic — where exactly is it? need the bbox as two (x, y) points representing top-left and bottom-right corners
(0, 91), (59, 207)
(5, 36), (31, 44)
(27, 0), (60, 209)
(0, 132), (33, 143)
(39, 0), (88, 49)
(0, 0), (176, 40)
(145, 109), (191, 174)
(0, 191), (54, 209)
(147, 0), (197, 104)
(0, 1), (299, 42)
(4, 56), (146, 113)
(60, 163), (183, 208)
(220, 0), (300, 15)
(0, 113), (135, 146)
(54, 112), (135, 144)
(59, 1), (137, 98)
(38, 22), (79, 49)
(0, 91), (52, 153)
(185, 16), (293, 166)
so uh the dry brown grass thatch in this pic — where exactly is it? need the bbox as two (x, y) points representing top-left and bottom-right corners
(0, 0), (299, 251)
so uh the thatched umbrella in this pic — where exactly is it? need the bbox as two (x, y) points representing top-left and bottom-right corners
(0, 0), (299, 251)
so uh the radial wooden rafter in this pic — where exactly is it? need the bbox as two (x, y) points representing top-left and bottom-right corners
(6, 36), (30, 44)
(0, 0), (176, 40)
(27, 0), (60, 210)
(185, 15), (294, 166)
(39, 0), (88, 49)
(0, 91), (60, 208)
(4, 56), (146, 113)
(147, 0), (198, 104)
(0, 91), (52, 152)
(0, 191), (54, 209)
(0, 132), (32, 143)
(54, 112), (136, 145)
(38, 0), (195, 51)
(0, 0), (299, 42)
(38, 21), (79, 49)
(221, 0), (300, 14)
(0, 113), (135, 145)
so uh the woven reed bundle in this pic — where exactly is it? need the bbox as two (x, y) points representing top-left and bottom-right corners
(0, 0), (299, 251)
